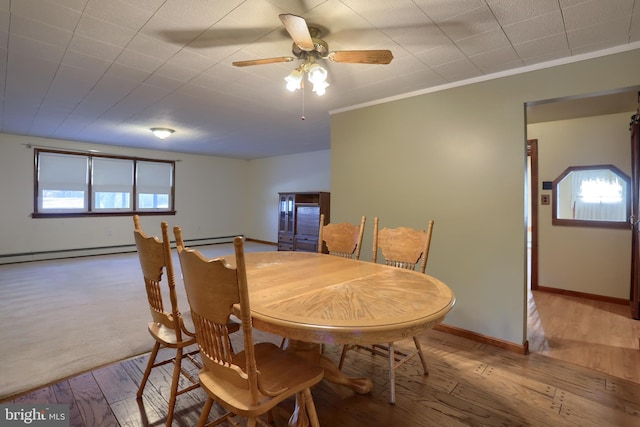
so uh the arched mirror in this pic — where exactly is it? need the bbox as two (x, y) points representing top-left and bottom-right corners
(552, 165), (631, 229)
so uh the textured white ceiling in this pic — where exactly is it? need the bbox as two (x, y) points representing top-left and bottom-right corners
(1, 0), (639, 159)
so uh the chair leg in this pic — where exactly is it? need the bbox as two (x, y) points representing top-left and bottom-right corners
(412, 336), (429, 375)
(197, 397), (214, 427)
(289, 391), (307, 427)
(388, 341), (396, 404)
(304, 388), (320, 427)
(137, 341), (161, 398)
(166, 347), (184, 426)
(338, 344), (350, 370)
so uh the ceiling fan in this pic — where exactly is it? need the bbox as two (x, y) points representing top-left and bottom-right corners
(232, 14), (393, 96)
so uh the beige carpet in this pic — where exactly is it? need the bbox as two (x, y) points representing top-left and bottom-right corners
(0, 241), (275, 399)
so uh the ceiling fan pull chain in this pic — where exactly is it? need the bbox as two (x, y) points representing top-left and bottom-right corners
(301, 81), (306, 120)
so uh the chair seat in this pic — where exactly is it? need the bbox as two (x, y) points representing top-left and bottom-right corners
(147, 322), (197, 347)
(199, 342), (324, 417)
(181, 310), (195, 332)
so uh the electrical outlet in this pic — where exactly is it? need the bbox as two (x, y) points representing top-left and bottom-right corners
(541, 194), (550, 205)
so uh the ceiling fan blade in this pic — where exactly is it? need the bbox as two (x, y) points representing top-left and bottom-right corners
(279, 14), (314, 51)
(232, 56), (295, 67)
(328, 50), (394, 64)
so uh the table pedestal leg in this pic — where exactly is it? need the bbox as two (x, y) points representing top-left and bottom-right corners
(318, 355), (373, 394)
(284, 340), (373, 395)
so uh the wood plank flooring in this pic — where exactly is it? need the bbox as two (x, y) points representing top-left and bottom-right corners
(2, 243), (639, 427)
(528, 289), (640, 384)
(3, 308), (640, 427)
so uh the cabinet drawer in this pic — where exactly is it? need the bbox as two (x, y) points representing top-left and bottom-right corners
(278, 242), (294, 251)
(278, 233), (294, 243)
(295, 236), (318, 252)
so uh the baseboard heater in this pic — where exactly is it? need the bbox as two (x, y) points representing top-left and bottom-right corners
(0, 235), (241, 265)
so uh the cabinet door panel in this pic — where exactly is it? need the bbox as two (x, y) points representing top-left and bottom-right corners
(296, 205), (320, 236)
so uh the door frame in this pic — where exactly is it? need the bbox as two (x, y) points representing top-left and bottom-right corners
(527, 139), (539, 290)
(630, 110), (640, 319)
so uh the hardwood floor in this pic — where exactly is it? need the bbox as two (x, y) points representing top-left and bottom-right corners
(3, 295), (640, 427)
(528, 290), (640, 384)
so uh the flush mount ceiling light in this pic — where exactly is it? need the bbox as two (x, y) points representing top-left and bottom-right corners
(150, 127), (175, 140)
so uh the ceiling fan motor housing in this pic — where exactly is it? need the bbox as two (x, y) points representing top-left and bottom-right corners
(292, 36), (329, 59)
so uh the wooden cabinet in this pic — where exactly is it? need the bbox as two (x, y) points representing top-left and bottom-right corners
(278, 193), (296, 251)
(278, 192), (330, 252)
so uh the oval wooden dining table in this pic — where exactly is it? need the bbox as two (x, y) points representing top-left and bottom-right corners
(227, 250), (456, 399)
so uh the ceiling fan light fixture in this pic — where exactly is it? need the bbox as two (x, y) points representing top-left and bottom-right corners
(150, 127), (175, 140)
(307, 63), (327, 84)
(312, 80), (329, 96)
(284, 61), (328, 96)
(284, 68), (303, 92)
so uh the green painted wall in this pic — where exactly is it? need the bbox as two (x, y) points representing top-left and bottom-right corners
(330, 49), (640, 345)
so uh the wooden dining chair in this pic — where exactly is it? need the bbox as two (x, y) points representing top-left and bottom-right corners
(133, 216), (237, 426)
(339, 217), (435, 404)
(318, 213), (366, 259)
(174, 228), (324, 427)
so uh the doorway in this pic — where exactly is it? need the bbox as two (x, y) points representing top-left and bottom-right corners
(524, 89), (640, 382)
(525, 87), (639, 302)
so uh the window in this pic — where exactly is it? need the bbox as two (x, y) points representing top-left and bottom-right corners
(92, 157), (133, 211)
(136, 161), (172, 210)
(34, 149), (175, 217)
(38, 152), (88, 211)
(552, 165), (630, 229)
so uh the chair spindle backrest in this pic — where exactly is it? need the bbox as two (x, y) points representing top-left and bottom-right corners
(318, 214), (366, 259)
(372, 217), (435, 273)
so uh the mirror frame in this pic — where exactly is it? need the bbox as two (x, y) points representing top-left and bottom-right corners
(551, 164), (631, 229)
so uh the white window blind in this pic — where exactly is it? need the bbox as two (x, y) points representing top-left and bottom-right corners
(137, 161), (172, 193)
(93, 158), (133, 191)
(39, 152), (88, 191)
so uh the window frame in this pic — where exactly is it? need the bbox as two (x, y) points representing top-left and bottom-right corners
(33, 148), (176, 218)
(551, 164), (631, 229)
